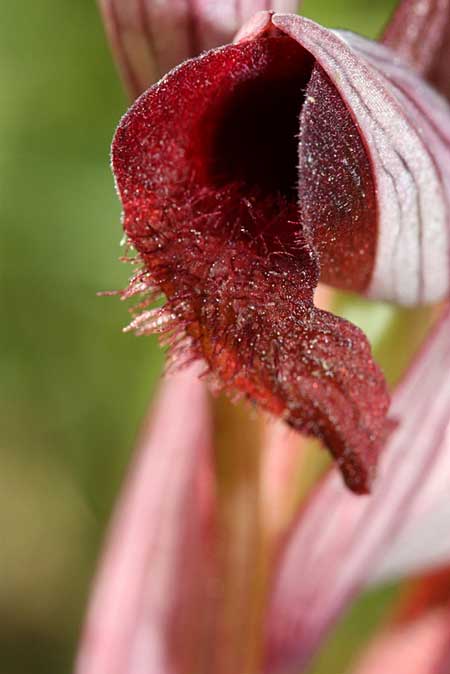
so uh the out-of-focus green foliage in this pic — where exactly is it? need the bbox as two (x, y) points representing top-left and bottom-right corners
(0, 1), (401, 672)
(0, 2), (163, 671)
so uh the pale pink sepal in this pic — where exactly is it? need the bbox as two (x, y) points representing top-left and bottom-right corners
(98, 0), (300, 99)
(263, 307), (450, 673)
(75, 365), (215, 674)
(371, 470), (450, 584)
(351, 612), (450, 674)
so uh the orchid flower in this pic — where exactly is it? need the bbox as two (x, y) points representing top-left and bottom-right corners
(77, 1), (450, 673)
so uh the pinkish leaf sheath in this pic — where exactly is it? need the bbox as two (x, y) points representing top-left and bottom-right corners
(75, 366), (217, 674)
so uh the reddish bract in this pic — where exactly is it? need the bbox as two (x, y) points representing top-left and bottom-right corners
(113, 31), (389, 493)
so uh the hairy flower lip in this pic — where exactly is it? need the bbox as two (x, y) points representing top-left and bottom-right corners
(111, 8), (450, 493)
(111, 13), (403, 494)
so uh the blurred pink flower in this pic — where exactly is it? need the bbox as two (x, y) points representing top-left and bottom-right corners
(353, 569), (450, 674)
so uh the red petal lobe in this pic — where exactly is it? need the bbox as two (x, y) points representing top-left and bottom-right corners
(299, 63), (377, 291)
(113, 33), (389, 493)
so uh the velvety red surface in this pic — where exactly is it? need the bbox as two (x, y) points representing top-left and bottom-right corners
(112, 35), (389, 493)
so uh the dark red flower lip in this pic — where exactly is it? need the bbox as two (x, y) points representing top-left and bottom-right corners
(111, 11), (450, 493)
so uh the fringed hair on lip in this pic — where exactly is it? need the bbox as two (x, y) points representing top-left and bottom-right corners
(113, 32), (390, 493)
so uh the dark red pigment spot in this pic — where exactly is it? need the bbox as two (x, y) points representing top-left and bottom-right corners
(113, 35), (389, 493)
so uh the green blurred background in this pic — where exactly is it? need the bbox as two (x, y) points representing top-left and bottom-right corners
(0, 1), (400, 672)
